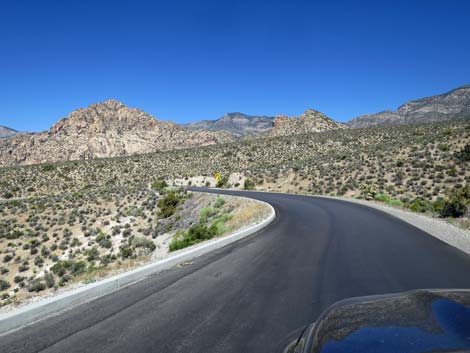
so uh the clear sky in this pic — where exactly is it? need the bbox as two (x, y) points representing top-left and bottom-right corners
(1, 0), (470, 132)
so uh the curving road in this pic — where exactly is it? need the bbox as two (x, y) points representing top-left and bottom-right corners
(2, 189), (470, 353)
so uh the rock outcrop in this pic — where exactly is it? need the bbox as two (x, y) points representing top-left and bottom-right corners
(268, 109), (346, 136)
(0, 100), (232, 167)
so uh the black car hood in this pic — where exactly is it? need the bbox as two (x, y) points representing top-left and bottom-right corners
(287, 289), (470, 353)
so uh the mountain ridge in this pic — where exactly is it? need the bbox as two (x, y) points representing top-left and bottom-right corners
(182, 112), (275, 136)
(0, 126), (18, 139)
(347, 85), (470, 128)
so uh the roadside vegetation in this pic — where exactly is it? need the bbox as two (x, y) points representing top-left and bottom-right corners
(169, 196), (232, 251)
(0, 184), (197, 307)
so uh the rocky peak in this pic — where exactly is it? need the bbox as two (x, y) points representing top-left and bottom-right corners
(50, 100), (174, 135)
(270, 110), (346, 136)
(272, 115), (289, 128)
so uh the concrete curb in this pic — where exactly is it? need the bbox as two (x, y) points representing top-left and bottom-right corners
(0, 197), (275, 335)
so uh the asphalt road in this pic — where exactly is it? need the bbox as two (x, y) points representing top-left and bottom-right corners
(2, 189), (470, 353)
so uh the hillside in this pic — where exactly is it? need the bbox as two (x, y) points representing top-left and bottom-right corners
(347, 86), (470, 128)
(0, 126), (18, 139)
(268, 109), (346, 136)
(1, 120), (467, 207)
(181, 112), (274, 136)
(0, 100), (232, 167)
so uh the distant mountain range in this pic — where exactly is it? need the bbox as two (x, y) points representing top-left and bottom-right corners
(347, 85), (470, 128)
(0, 126), (18, 139)
(182, 112), (275, 136)
(1, 85), (469, 167)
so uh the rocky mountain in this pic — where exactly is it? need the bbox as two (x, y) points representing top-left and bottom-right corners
(347, 85), (470, 128)
(268, 109), (347, 137)
(0, 100), (232, 167)
(0, 126), (18, 139)
(181, 112), (275, 136)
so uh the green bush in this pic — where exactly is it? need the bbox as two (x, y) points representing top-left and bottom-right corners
(387, 199), (404, 207)
(157, 191), (181, 218)
(119, 244), (134, 258)
(216, 176), (230, 188)
(437, 185), (469, 218)
(243, 179), (255, 190)
(0, 279), (10, 291)
(455, 144), (470, 162)
(96, 232), (112, 248)
(374, 193), (390, 203)
(51, 260), (86, 277)
(27, 279), (46, 293)
(214, 196), (225, 208)
(130, 236), (156, 252)
(151, 179), (168, 193)
(169, 225), (216, 252)
(84, 247), (99, 261)
(409, 198), (432, 213)
(199, 207), (216, 223)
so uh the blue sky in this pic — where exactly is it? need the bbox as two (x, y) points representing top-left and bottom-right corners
(1, 0), (469, 132)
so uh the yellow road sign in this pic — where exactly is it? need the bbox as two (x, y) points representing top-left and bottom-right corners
(214, 172), (221, 182)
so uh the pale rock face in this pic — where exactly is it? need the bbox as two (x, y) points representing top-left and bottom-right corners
(269, 109), (347, 137)
(347, 86), (470, 128)
(0, 100), (233, 167)
(0, 126), (18, 139)
(182, 112), (275, 136)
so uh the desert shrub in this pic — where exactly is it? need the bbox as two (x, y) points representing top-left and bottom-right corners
(437, 185), (469, 218)
(34, 256), (44, 267)
(199, 207), (216, 223)
(44, 271), (55, 288)
(51, 260), (85, 277)
(69, 261), (87, 276)
(157, 191), (181, 218)
(243, 179), (255, 190)
(169, 223), (221, 252)
(27, 279), (46, 293)
(14, 276), (25, 283)
(119, 244), (134, 258)
(130, 236), (156, 252)
(214, 196), (225, 208)
(216, 176), (230, 188)
(360, 183), (378, 200)
(0, 279), (10, 291)
(96, 232), (112, 248)
(455, 144), (470, 162)
(151, 179), (168, 193)
(84, 247), (99, 261)
(387, 199), (404, 207)
(374, 194), (390, 203)
(409, 198), (432, 213)
(3, 254), (12, 263)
